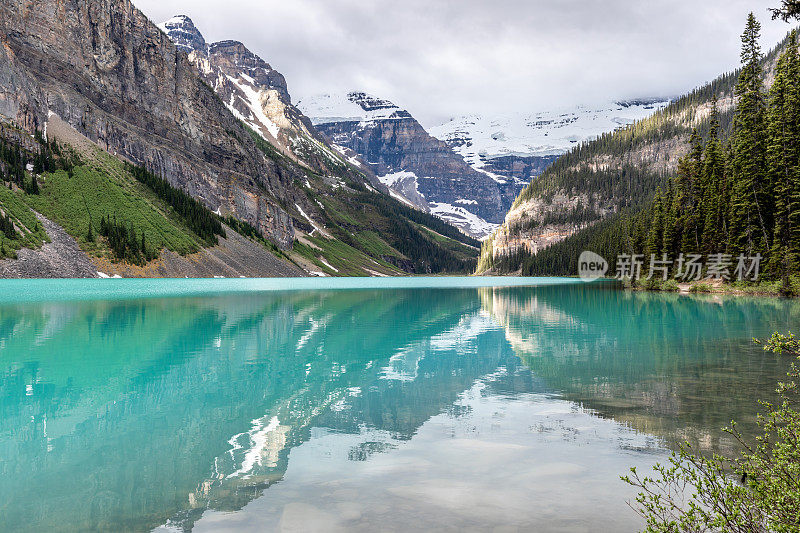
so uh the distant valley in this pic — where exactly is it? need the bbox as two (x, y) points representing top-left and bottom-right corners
(0, 0), (685, 279)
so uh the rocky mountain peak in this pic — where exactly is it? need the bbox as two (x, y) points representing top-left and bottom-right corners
(297, 91), (412, 125)
(158, 15), (370, 176)
(158, 15), (207, 55)
(207, 40), (289, 99)
(347, 92), (398, 113)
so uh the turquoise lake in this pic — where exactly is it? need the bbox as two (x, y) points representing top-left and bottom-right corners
(0, 278), (797, 532)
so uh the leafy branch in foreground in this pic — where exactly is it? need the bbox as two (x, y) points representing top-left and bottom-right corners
(623, 333), (800, 532)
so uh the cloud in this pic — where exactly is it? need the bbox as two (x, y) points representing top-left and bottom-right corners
(133, 0), (793, 127)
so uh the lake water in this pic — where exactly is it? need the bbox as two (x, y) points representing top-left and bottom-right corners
(0, 278), (796, 532)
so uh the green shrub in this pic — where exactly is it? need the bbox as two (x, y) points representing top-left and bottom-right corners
(662, 279), (680, 292)
(623, 333), (800, 531)
(689, 282), (713, 293)
(640, 277), (663, 291)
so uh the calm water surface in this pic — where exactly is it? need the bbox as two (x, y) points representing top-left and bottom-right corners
(0, 278), (796, 532)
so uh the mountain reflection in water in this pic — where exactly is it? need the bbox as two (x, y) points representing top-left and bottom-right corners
(0, 282), (795, 532)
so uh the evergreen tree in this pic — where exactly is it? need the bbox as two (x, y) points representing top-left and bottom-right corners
(701, 96), (728, 253)
(662, 178), (677, 256)
(672, 156), (694, 254)
(683, 130), (704, 252)
(730, 13), (770, 257)
(646, 187), (664, 257)
(771, 0), (800, 21)
(766, 30), (800, 291)
(0, 213), (16, 239)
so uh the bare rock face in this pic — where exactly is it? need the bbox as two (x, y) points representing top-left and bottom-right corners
(0, 33), (48, 133)
(300, 92), (510, 237)
(324, 116), (505, 220)
(0, 0), (301, 249)
(159, 15), (352, 177)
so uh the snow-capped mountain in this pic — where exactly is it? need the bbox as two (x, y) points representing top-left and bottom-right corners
(298, 93), (669, 239)
(298, 92), (521, 238)
(159, 16), (350, 173)
(429, 98), (670, 180)
(300, 92), (413, 125)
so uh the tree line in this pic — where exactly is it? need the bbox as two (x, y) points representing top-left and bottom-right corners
(126, 163), (225, 246)
(98, 215), (158, 266)
(507, 15), (800, 293)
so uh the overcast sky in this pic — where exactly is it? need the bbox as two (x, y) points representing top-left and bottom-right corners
(133, 0), (793, 127)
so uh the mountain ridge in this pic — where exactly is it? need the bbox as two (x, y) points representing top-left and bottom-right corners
(0, 1), (480, 277)
(478, 30), (793, 274)
(299, 91), (519, 238)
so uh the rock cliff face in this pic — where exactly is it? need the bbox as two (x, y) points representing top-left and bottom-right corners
(0, 0), (303, 248)
(159, 16), (358, 178)
(299, 92), (512, 238)
(489, 193), (598, 259)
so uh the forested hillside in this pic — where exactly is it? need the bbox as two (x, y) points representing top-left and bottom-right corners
(481, 13), (800, 292)
(504, 16), (800, 294)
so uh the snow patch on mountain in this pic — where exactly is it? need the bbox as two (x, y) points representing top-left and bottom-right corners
(428, 202), (499, 239)
(389, 190), (416, 208)
(376, 170), (431, 212)
(377, 170), (418, 188)
(374, 171), (499, 239)
(429, 99), (671, 170)
(226, 75), (280, 139)
(331, 144), (363, 168)
(297, 92), (410, 125)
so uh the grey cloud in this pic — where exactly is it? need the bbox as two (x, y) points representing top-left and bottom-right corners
(134, 0), (792, 126)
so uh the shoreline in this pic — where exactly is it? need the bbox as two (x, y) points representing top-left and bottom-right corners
(623, 276), (800, 298)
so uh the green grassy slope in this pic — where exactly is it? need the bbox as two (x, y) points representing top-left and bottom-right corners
(247, 126), (480, 275)
(28, 163), (204, 260)
(0, 186), (49, 258)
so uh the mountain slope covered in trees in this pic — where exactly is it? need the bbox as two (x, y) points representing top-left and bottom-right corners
(488, 16), (800, 294)
(480, 17), (797, 283)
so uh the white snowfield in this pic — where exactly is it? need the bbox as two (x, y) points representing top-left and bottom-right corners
(428, 202), (498, 239)
(297, 92), (407, 126)
(429, 99), (670, 170)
